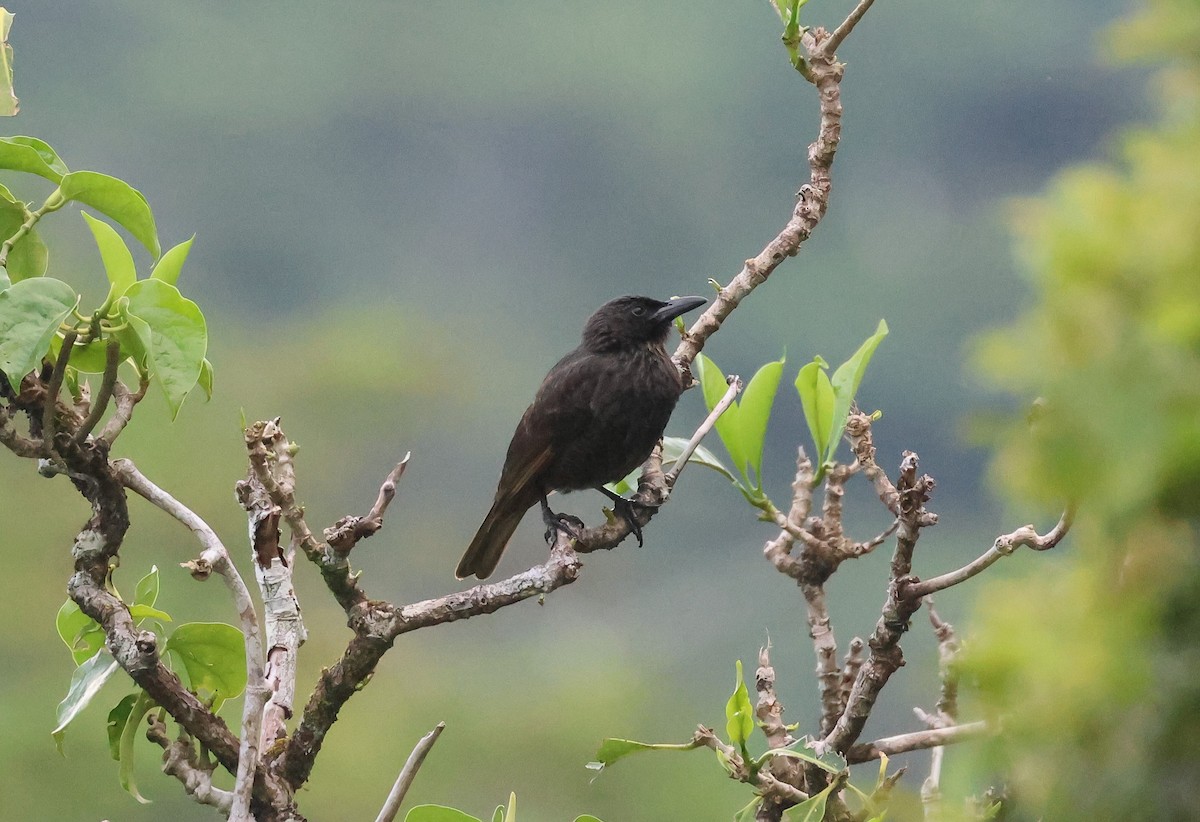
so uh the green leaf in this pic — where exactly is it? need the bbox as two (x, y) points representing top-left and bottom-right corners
(150, 235), (194, 286)
(123, 279), (208, 418)
(589, 736), (702, 769)
(491, 807), (503, 822)
(82, 211), (136, 301)
(58, 171), (160, 258)
(0, 265), (9, 290)
(736, 356), (785, 483)
(795, 357), (835, 478)
(113, 297), (150, 374)
(505, 793), (516, 822)
(695, 353), (747, 475)
(0, 276), (77, 381)
(403, 807), (482, 822)
(55, 599), (105, 665)
(734, 796), (764, 822)
(0, 135), (68, 182)
(164, 622), (247, 708)
(52, 650), (119, 752)
(826, 319), (888, 463)
(133, 565), (160, 609)
(197, 357), (214, 400)
(0, 9), (18, 117)
(117, 690), (155, 803)
(0, 196), (47, 282)
(608, 435), (735, 494)
(128, 604), (172, 623)
(572, 817), (606, 822)
(725, 659), (754, 750)
(48, 334), (111, 374)
(781, 782), (835, 821)
(106, 693), (138, 760)
(757, 743), (845, 774)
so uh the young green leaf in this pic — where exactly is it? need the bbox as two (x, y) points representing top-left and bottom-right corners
(150, 235), (195, 286)
(127, 604), (172, 623)
(163, 622), (247, 707)
(590, 736), (702, 769)
(123, 279), (208, 418)
(695, 353), (747, 475)
(491, 807), (503, 822)
(0, 276), (77, 382)
(736, 355), (785, 483)
(48, 334), (111, 374)
(55, 599), (105, 665)
(133, 565), (160, 608)
(52, 650), (119, 753)
(795, 357), (834, 477)
(82, 212), (136, 301)
(734, 796), (764, 822)
(826, 319), (888, 462)
(572, 816), (606, 822)
(57, 170), (160, 258)
(403, 807), (482, 822)
(197, 357), (214, 400)
(756, 743), (844, 774)
(117, 690), (155, 803)
(725, 659), (754, 750)
(0, 196), (47, 282)
(106, 693), (138, 760)
(781, 782), (835, 821)
(0, 135), (68, 182)
(505, 792), (516, 822)
(607, 435), (735, 494)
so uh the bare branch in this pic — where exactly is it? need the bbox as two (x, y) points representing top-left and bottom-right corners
(823, 0), (878, 56)
(0, 401), (39, 456)
(845, 721), (991, 764)
(112, 458), (267, 822)
(147, 716), (234, 814)
(72, 339), (121, 445)
(97, 374), (148, 445)
(905, 509), (1074, 599)
(41, 329), (76, 453)
(374, 722), (446, 822)
(326, 452), (411, 554)
(666, 375), (742, 481)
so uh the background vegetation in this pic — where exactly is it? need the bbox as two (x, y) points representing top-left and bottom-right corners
(0, 1), (1180, 820)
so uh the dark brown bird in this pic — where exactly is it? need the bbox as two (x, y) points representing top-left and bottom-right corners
(456, 294), (707, 580)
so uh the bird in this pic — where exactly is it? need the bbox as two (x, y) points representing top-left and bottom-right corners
(456, 294), (707, 580)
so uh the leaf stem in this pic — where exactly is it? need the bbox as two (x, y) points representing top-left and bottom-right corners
(0, 187), (65, 270)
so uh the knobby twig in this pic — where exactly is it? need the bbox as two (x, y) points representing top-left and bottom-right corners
(41, 329), (76, 454)
(147, 715), (234, 814)
(97, 374), (148, 445)
(374, 722), (446, 822)
(327, 453), (411, 553)
(904, 508), (1074, 599)
(113, 458), (267, 822)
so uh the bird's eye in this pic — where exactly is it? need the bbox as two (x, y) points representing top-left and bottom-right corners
(631, 306), (646, 317)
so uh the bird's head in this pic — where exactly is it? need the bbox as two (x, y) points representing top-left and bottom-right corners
(581, 295), (707, 352)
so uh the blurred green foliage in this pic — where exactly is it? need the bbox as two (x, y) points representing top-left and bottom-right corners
(962, 0), (1200, 817)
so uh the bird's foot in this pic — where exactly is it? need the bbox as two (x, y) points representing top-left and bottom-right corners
(540, 498), (584, 545)
(606, 495), (645, 547)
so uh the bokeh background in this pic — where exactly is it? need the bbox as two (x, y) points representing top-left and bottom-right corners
(0, 1), (1155, 820)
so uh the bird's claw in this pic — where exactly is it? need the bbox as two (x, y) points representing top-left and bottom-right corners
(542, 510), (585, 545)
(608, 497), (644, 547)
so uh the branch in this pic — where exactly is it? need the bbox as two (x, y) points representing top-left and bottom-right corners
(72, 338), (121, 444)
(148, 715), (234, 814)
(822, 452), (937, 754)
(277, 540), (583, 789)
(666, 375), (742, 481)
(845, 721), (992, 764)
(671, 23), (851, 367)
(97, 374), (148, 445)
(374, 722), (446, 822)
(904, 508), (1074, 599)
(112, 458), (268, 822)
(0, 401), (39, 456)
(326, 452), (411, 554)
(41, 329), (76, 453)
(823, 0), (877, 57)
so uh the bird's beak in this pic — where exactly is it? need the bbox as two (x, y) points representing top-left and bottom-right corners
(651, 295), (707, 323)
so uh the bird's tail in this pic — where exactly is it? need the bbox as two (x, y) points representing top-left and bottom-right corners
(456, 499), (528, 580)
